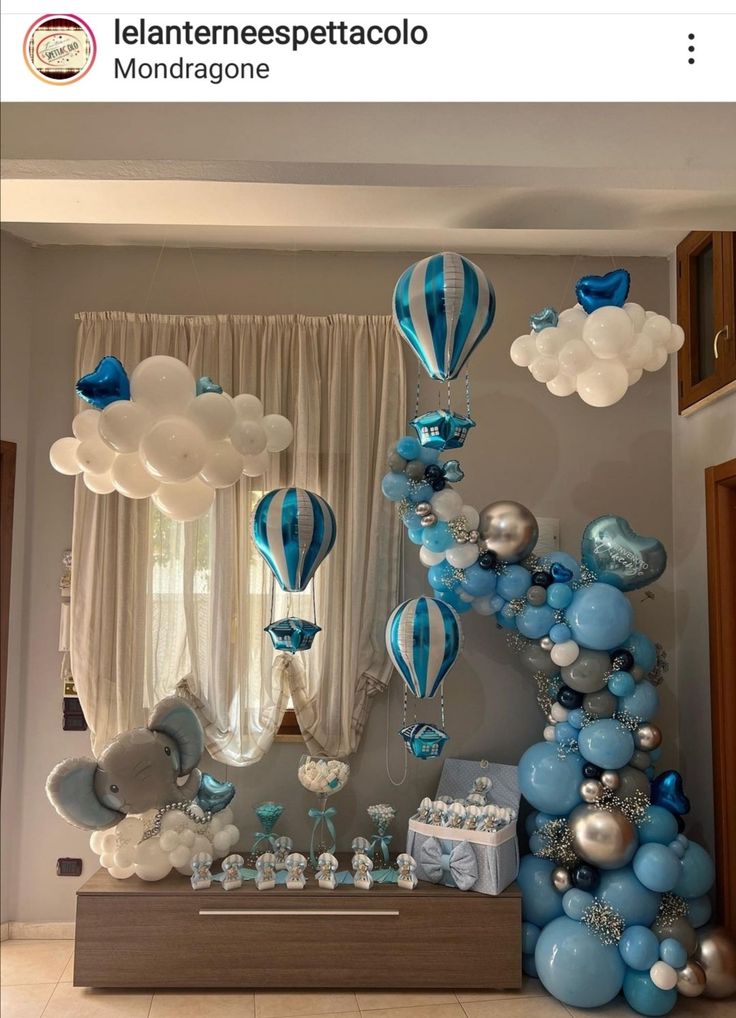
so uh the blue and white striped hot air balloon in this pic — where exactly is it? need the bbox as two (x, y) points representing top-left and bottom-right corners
(252, 488), (336, 593)
(393, 252), (496, 381)
(386, 597), (462, 699)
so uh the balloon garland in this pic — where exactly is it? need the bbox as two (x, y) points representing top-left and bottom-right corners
(49, 355), (294, 521)
(510, 269), (685, 407)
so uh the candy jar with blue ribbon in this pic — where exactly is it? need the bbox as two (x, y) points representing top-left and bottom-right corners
(366, 803), (396, 870)
(252, 801), (284, 858)
(297, 755), (350, 866)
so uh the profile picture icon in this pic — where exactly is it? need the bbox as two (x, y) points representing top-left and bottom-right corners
(24, 15), (96, 84)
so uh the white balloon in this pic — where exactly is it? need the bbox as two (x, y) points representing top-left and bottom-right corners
(76, 437), (115, 475)
(140, 415), (207, 482)
(642, 314), (672, 345)
(551, 640), (580, 667)
(231, 419), (267, 456)
(665, 322), (685, 354)
(472, 595), (495, 616)
(152, 478), (215, 522)
(529, 355), (559, 383)
(624, 302), (647, 332)
(420, 546), (446, 567)
(643, 345), (669, 373)
(650, 962), (678, 991)
(510, 334), (537, 367)
(186, 392), (236, 441)
(582, 306), (634, 359)
(627, 368), (644, 386)
(111, 453), (160, 498)
(158, 830), (179, 853)
(134, 838), (172, 882)
(262, 414), (294, 453)
(99, 400), (152, 453)
(72, 409), (100, 441)
(461, 505), (480, 530)
(130, 355), (196, 414)
(50, 437), (82, 475)
(535, 327), (568, 356)
(233, 393), (264, 420)
(446, 542), (480, 569)
(199, 441), (244, 488)
(90, 830), (106, 854)
(558, 306), (588, 332)
(621, 333), (653, 371)
(169, 845), (193, 868)
(114, 847), (134, 869)
(241, 451), (271, 477)
(547, 374), (577, 397)
(108, 864), (137, 880)
(550, 703), (569, 722)
(84, 471), (115, 495)
(543, 725), (557, 742)
(430, 488), (464, 521)
(558, 339), (593, 376)
(576, 360), (629, 408)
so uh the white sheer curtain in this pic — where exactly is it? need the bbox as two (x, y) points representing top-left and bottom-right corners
(71, 312), (406, 764)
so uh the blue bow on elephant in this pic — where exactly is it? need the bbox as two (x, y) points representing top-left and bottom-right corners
(419, 837), (479, 891)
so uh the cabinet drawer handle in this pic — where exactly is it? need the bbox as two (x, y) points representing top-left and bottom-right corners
(198, 909), (400, 917)
(714, 326), (728, 359)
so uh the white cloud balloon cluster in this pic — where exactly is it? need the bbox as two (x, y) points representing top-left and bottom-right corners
(49, 355), (294, 521)
(89, 805), (239, 881)
(510, 304), (685, 407)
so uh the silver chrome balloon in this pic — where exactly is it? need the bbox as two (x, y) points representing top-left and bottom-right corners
(581, 779), (603, 803)
(568, 803), (638, 869)
(693, 925), (736, 999)
(540, 636), (554, 651)
(630, 750), (651, 771)
(551, 866), (573, 892)
(634, 723), (662, 751)
(600, 770), (621, 791)
(675, 960), (707, 998)
(477, 501), (538, 563)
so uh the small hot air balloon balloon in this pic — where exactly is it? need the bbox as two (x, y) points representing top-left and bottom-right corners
(393, 252), (496, 381)
(386, 596), (462, 699)
(252, 487), (336, 593)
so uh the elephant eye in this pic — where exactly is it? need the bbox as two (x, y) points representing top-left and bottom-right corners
(164, 746), (171, 756)
(110, 784), (119, 794)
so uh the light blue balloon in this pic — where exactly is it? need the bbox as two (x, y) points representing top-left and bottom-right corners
(659, 938), (688, 969)
(518, 742), (585, 815)
(518, 855), (565, 927)
(396, 436), (422, 459)
(555, 722), (578, 744)
(598, 866), (662, 926)
(421, 521), (454, 552)
(428, 561), (458, 591)
(550, 622), (571, 643)
(524, 812), (540, 837)
(639, 805), (679, 845)
(633, 843), (681, 893)
(623, 970), (677, 1016)
(620, 681), (659, 722)
(522, 921), (541, 955)
(517, 604), (556, 639)
(577, 719), (635, 770)
(497, 565), (532, 600)
(407, 521), (425, 545)
(623, 631), (658, 673)
(686, 894), (712, 928)
(496, 605), (518, 629)
(608, 670), (636, 697)
(562, 888), (593, 920)
(411, 482), (434, 502)
(461, 563), (498, 597)
(436, 589), (473, 614)
(567, 583), (633, 651)
(489, 594), (504, 612)
(547, 582), (573, 610)
(673, 841), (715, 898)
(541, 551), (581, 582)
(568, 709), (585, 730)
(535, 916), (625, 1008)
(381, 472), (410, 501)
(418, 446), (440, 464)
(619, 925), (660, 971)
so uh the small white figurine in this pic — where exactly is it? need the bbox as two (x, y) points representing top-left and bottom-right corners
(352, 852), (374, 890)
(256, 852), (277, 890)
(469, 775), (493, 801)
(316, 851), (338, 889)
(273, 835), (293, 871)
(221, 853), (244, 891)
(351, 836), (371, 855)
(416, 797), (433, 823)
(448, 801), (466, 828)
(396, 853), (418, 890)
(190, 851), (213, 890)
(430, 800), (448, 826)
(465, 804), (481, 830)
(285, 852), (307, 889)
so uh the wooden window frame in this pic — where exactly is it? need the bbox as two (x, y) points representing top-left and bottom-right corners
(677, 230), (736, 415)
(276, 707), (303, 740)
(1, 440), (17, 783)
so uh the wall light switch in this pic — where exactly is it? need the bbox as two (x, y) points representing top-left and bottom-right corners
(535, 517), (560, 556)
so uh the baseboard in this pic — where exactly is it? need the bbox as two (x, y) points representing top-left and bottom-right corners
(0, 922), (8, 942)
(7, 921), (75, 940)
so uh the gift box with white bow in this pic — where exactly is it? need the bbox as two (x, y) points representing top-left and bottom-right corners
(406, 759), (520, 896)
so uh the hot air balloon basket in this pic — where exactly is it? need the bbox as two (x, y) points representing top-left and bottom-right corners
(406, 759), (520, 896)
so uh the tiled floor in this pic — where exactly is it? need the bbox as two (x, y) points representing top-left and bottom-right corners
(1, 940), (733, 1018)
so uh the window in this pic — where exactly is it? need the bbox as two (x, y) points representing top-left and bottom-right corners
(677, 231), (736, 414)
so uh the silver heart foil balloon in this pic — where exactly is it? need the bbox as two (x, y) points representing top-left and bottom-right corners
(581, 515), (667, 592)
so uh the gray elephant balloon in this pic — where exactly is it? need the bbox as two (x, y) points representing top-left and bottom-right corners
(46, 696), (205, 830)
(478, 501), (538, 563)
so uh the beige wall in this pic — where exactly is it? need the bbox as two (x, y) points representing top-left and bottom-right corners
(1, 239), (674, 921)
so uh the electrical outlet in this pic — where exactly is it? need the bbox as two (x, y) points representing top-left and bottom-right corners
(57, 858), (83, 877)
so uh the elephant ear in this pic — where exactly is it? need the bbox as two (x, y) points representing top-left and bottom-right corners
(46, 757), (123, 831)
(148, 696), (204, 775)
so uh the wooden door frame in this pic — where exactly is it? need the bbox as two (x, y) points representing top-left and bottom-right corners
(705, 456), (736, 933)
(0, 440), (17, 783)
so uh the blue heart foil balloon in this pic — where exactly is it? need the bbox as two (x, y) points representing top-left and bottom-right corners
(195, 772), (236, 813)
(442, 459), (465, 483)
(551, 562), (574, 584)
(575, 269), (631, 313)
(581, 515), (667, 592)
(196, 375), (223, 395)
(529, 306), (559, 332)
(650, 770), (690, 816)
(75, 355), (130, 409)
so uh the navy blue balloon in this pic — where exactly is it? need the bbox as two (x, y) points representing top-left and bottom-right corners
(535, 915), (625, 1008)
(650, 770), (690, 816)
(575, 268), (631, 312)
(581, 514), (667, 592)
(76, 356), (130, 409)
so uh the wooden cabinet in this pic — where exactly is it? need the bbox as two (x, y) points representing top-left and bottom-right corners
(677, 231), (736, 414)
(75, 866), (521, 989)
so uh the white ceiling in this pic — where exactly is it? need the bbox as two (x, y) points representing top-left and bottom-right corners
(2, 103), (735, 255)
